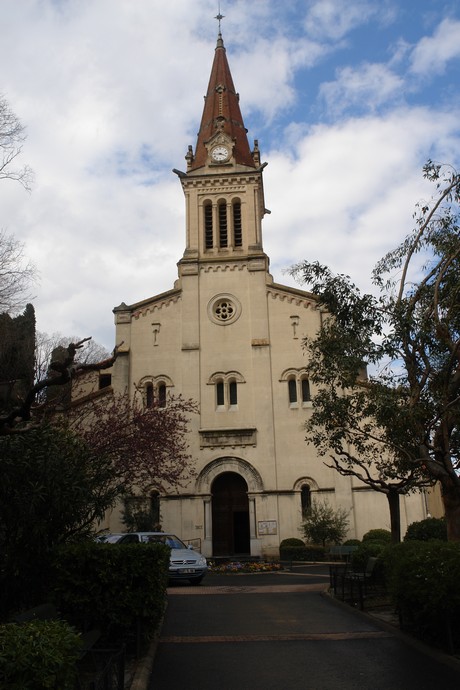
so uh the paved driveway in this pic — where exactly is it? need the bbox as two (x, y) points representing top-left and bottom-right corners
(149, 565), (460, 690)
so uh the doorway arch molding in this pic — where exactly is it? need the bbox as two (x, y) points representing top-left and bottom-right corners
(196, 457), (264, 493)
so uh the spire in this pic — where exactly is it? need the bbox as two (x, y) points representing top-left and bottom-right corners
(189, 31), (255, 171)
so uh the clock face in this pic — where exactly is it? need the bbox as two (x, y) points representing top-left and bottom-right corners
(211, 145), (229, 162)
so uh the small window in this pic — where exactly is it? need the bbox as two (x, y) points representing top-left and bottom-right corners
(288, 378), (297, 404)
(229, 380), (237, 405)
(99, 373), (112, 389)
(301, 378), (311, 402)
(233, 201), (242, 247)
(204, 203), (213, 249)
(301, 485), (311, 517)
(158, 383), (166, 408)
(146, 383), (154, 408)
(216, 381), (225, 406)
(218, 202), (227, 247)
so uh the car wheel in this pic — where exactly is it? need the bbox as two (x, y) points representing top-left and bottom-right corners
(189, 576), (204, 585)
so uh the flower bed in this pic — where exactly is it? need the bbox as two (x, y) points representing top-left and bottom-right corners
(208, 561), (282, 574)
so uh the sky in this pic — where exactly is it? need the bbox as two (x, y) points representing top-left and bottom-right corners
(1, 0), (460, 351)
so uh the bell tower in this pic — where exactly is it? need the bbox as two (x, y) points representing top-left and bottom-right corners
(175, 29), (269, 275)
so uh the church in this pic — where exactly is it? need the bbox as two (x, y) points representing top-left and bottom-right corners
(104, 30), (428, 558)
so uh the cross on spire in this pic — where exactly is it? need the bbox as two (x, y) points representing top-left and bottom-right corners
(215, 3), (224, 33)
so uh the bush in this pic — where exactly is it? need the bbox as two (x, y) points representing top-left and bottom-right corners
(279, 538), (305, 549)
(350, 540), (388, 572)
(301, 501), (349, 546)
(384, 541), (460, 647)
(404, 517), (447, 542)
(280, 542), (325, 562)
(362, 529), (391, 543)
(0, 619), (81, 689)
(51, 541), (169, 646)
(343, 539), (361, 546)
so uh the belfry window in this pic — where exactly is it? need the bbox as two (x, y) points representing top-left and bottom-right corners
(204, 202), (213, 249)
(218, 201), (228, 247)
(233, 201), (242, 247)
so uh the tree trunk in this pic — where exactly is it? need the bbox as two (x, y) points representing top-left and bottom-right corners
(440, 477), (460, 542)
(386, 489), (401, 543)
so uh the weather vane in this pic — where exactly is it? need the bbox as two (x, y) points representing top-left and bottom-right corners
(215, 2), (224, 32)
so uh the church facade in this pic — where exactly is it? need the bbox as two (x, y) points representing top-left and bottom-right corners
(105, 32), (428, 558)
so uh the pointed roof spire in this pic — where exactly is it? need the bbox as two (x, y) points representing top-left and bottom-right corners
(189, 27), (255, 171)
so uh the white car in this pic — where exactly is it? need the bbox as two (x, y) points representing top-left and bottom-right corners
(116, 532), (208, 585)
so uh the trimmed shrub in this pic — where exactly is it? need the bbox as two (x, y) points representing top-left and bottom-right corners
(0, 619), (81, 690)
(343, 539), (361, 546)
(404, 517), (447, 542)
(51, 541), (169, 646)
(384, 541), (460, 648)
(350, 540), (388, 572)
(280, 543), (325, 562)
(362, 529), (391, 543)
(279, 538), (305, 549)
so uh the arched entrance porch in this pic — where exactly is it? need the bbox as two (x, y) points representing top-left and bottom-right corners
(196, 457), (264, 558)
(212, 472), (250, 556)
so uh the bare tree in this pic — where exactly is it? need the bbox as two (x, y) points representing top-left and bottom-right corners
(0, 94), (33, 191)
(0, 338), (119, 435)
(0, 230), (37, 315)
(35, 331), (110, 384)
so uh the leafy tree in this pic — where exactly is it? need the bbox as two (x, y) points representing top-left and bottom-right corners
(63, 388), (198, 494)
(291, 161), (460, 541)
(301, 500), (349, 547)
(0, 424), (121, 615)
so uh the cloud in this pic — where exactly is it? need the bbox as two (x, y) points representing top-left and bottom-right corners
(303, 0), (391, 41)
(319, 63), (405, 116)
(1, 0), (459, 352)
(410, 18), (460, 76)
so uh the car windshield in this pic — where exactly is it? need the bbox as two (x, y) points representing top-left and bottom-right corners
(140, 534), (187, 549)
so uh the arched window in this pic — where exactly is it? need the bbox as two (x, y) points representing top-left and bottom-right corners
(204, 202), (213, 249)
(158, 383), (166, 408)
(233, 200), (242, 247)
(301, 378), (311, 403)
(229, 380), (238, 406)
(288, 378), (297, 404)
(146, 383), (154, 408)
(301, 485), (311, 517)
(218, 201), (228, 247)
(216, 380), (225, 407)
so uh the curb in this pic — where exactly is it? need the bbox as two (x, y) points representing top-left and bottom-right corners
(129, 603), (167, 690)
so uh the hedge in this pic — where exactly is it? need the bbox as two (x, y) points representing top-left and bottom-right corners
(51, 541), (169, 646)
(0, 619), (81, 690)
(384, 541), (460, 649)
